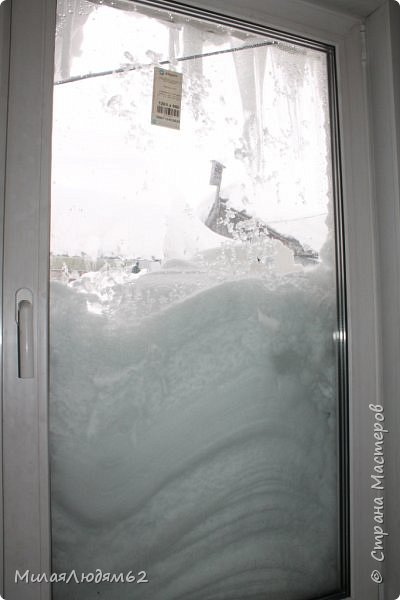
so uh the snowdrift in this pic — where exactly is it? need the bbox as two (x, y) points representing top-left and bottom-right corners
(50, 257), (339, 600)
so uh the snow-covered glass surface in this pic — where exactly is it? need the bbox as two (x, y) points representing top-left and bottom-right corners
(50, 1), (346, 599)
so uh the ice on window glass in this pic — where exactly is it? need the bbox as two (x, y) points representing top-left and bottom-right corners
(50, 2), (343, 599)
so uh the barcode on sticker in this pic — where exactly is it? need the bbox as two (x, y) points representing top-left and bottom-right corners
(157, 104), (180, 118)
(151, 67), (183, 130)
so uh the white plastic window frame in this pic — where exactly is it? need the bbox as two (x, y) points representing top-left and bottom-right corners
(0, 2), (10, 595)
(1, 1), (399, 599)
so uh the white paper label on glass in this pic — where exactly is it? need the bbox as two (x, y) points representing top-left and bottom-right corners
(151, 67), (183, 130)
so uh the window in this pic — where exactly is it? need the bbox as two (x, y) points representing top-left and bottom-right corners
(49, 2), (348, 599)
(2, 1), (398, 600)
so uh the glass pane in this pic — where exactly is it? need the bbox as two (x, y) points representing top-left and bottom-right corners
(50, 2), (346, 599)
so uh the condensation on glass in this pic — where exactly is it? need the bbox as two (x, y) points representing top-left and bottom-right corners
(50, 1), (347, 599)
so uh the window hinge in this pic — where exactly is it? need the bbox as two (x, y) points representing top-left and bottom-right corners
(360, 24), (367, 65)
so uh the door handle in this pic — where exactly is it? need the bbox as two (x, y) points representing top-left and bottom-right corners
(16, 289), (34, 379)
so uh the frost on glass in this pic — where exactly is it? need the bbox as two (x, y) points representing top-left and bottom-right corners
(50, 2), (342, 599)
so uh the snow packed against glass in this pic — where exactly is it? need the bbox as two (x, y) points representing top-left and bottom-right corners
(50, 246), (339, 600)
(50, 3), (341, 599)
